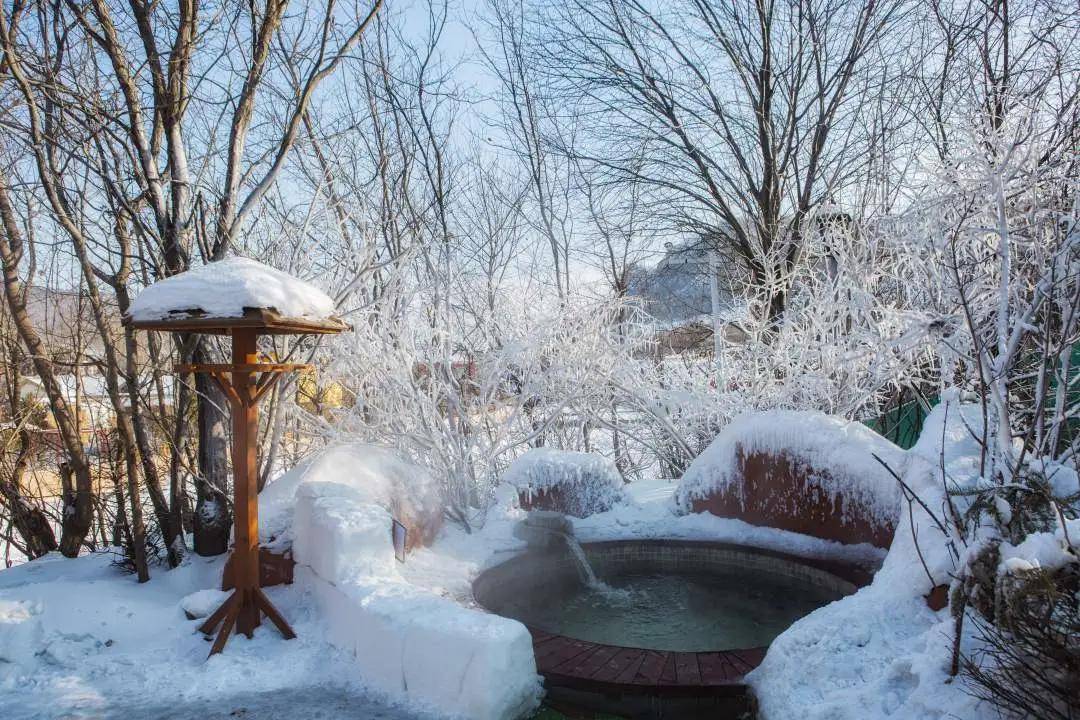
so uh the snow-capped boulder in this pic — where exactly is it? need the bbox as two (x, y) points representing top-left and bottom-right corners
(674, 410), (906, 548)
(748, 400), (989, 720)
(260, 443), (444, 556)
(502, 448), (626, 518)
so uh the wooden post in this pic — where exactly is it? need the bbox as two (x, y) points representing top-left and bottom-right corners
(127, 307), (346, 659)
(232, 328), (260, 637)
(196, 333), (297, 655)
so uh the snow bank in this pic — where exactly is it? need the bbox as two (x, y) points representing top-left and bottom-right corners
(749, 399), (991, 720)
(0, 598), (42, 668)
(128, 256), (336, 322)
(883, 396), (985, 593)
(271, 445), (540, 719)
(674, 410), (907, 540)
(502, 448), (626, 518)
(313, 578), (540, 720)
(0, 552), (439, 720)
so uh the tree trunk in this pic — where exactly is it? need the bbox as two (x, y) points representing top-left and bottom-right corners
(117, 286), (180, 565)
(171, 361), (194, 542)
(0, 341), (58, 558)
(111, 464), (130, 549)
(56, 461), (93, 556)
(1, 430), (58, 558)
(0, 169), (94, 557)
(193, 339), (231, 556)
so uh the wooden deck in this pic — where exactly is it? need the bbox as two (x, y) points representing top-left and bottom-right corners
(530, 628), (766, 696)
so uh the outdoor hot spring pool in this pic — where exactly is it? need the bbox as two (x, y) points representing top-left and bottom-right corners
(475, 540), (857, 653)
(473, 539), (862, 718)
(485, 565), (843, 652)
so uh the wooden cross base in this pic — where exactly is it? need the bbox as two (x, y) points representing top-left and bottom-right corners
(198, 585), (296, 655)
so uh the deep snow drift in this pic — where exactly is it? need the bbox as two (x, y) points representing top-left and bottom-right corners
(127, 256), (337, 321)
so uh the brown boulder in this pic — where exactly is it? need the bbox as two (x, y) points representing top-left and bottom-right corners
(691, 448), (897, 548)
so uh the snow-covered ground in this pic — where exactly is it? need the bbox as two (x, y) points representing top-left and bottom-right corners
(7, 405), (1070, 720)
(0, 467), (890, 720)
(0, 553), (435, 720)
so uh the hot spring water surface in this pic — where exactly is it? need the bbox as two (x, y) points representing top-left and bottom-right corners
(497, 568), (841, 652)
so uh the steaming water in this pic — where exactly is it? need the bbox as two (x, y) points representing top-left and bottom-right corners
(499, 569), (842, 652)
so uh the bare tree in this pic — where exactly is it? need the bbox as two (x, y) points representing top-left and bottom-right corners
(525, 0), (906, 321)
(0, 289), (58, 559)
(480, 0), (575, 300)
(0, 0), (382, 566)
(0, 164), (94, 557)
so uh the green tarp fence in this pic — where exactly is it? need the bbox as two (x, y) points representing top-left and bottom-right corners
(864, 344), (1080, 452)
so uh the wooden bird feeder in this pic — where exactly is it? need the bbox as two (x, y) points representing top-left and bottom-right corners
(126, 306), (347, 656)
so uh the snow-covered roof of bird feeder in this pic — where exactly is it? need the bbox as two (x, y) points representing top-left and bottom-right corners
(124, 256), (348, 335)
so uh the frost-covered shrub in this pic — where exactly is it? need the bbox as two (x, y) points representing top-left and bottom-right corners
(320, 296), (652, 523)
(949, 464), (1080, 717)
(884, 103), (1080, 716)
(501, 448), (626, 518)
(962, 562), (1080, 720)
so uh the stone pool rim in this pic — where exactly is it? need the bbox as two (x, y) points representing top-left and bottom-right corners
(471, 538), (875, 710)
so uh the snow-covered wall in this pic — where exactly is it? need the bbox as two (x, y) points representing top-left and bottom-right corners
(311, 577), (540, 720)
(675, 410), (907, 547)
(268, 445), (541, 719)
(502, 448), (626, 518)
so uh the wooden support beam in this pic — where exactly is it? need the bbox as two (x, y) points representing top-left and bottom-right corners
(198, 588), (239, 635)
(210, 599), (241, 656)
(251, 371), (284, 407)
(231, 329), (261, 641)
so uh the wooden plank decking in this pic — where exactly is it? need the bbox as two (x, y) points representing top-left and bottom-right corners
(530, 628), (766, 696)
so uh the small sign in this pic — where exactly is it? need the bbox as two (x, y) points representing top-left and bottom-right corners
(392, 519), (408, 563)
